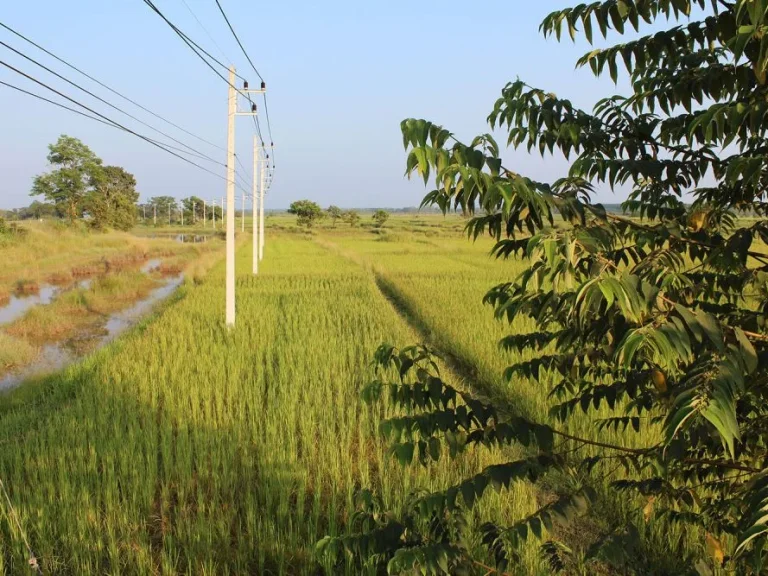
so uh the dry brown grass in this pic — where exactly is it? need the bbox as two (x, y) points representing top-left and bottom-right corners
(14, 279), (39, 295)
(47, 271), (73, 285)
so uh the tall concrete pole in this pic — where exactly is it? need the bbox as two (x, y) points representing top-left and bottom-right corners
(225, 66), (236, 327)
(253, 135), (259, 275)
(259, 159), (265, 261)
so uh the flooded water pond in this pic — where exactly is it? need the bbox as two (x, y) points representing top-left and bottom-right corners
(0, 279), (92, 326)
(136, 233), (215, 244)
(0, 272), (184, 391)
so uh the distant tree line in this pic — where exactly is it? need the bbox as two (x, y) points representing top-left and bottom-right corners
(287, 201), (391, 229)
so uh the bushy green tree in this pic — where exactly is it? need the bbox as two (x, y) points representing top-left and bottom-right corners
(148, 196), (178, 224)
(31, 135), (102, 222)
(88, 166), (138, 230)
(327, 205), (343, 228)
(288, 200), (324, 228)
(319, 1), (768, 574)
(343, 209), (360, 227)
(372, 209), (390, 228)
(182, 196), (205, 222)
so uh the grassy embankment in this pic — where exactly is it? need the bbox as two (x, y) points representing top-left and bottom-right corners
(0, 222), (222, 380)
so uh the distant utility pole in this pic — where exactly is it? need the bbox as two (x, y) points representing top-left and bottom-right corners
(142, 205), (146, 221)
(212, 198), (216, 229)
(154, 204), (157, 225)
(192, 202), (196, 224)
(241, 193), (245, 233)
(168, 203), (171, 225)
(203, 199), (206, 228)
(181, 207), (184, 227)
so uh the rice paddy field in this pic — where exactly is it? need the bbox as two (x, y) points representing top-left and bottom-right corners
(0, 215), (683, 574)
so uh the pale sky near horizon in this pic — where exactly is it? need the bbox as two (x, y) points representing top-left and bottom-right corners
(0, 1), (691, 210)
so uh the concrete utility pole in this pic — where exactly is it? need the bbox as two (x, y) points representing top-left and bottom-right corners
(225, 66), (236, 327)
(203, 199), (206, 228)
(142, 205), (146, 221)
(252, 135), (259, 274)
(212, 198), (216, 229)
(168, 203), (171, 225)
(259, 157), (265, 261)
(154, 204), (157, 225)
(241, 193), (245, 233)
(192, 202), (196, 224)
(181, 207), (184, 227)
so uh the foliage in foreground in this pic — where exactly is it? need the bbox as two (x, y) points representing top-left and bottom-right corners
(319, 0), (768, 573)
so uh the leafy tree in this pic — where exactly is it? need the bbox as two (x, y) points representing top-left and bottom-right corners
(17, 201), (57, 220)
(343, 210), (360, 227)
(372, 209), (390, 228)
(319, 1), (768, 574)
(288, 199), (324, 228)
(327, 205), (343, 228)
(148, 196), (178, 224)
(88, 166), (138, 230)
(31, 135), (103, 222)
(182, 196), (205, 223)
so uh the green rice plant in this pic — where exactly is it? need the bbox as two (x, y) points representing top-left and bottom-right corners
(0, 235), (544, 574)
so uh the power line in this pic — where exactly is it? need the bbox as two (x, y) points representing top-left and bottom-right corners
(0, 78), (219, 167)
(178, 0), (232, 66)
(0, 20), (226, 154)
(213, 0), (263, 82)
(141, 0), (249, 89)
(139, 0), (271, 190)
(211, 0), (275, 169)
(0, 38), (227, 168)
(142, 0), (268, 156)
(0, 59), (249, 194)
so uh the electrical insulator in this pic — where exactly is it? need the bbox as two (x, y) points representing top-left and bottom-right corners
(251, 103), (257, 112)
(266, 154), (270, 159)
(244, 80), (249, 89)
(270, 142), (274, 147)
(261, 81), (266, 90)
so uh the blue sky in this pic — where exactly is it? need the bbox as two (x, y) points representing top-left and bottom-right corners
(1, 1), (654, 210)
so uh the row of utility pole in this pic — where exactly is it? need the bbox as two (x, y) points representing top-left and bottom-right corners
(227, 66), (269, 327)
(142, 198), (258, 229)
(140, 67), (270, 329)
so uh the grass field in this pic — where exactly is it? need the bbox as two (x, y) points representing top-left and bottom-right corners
(0, 215), (686, 574)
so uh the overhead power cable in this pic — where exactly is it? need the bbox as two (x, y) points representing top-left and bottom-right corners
(0, 79), (221, 166)
(142, 0), (268, 163)
(178, 0), (232, 66)
(213, 0), (263, 82)
(0, 59), (249, 193)
(0, 20), (226, 154)
(212, 0), (274, 169)
(0, 38), (227, 168)
(141, 0), (249, 90)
